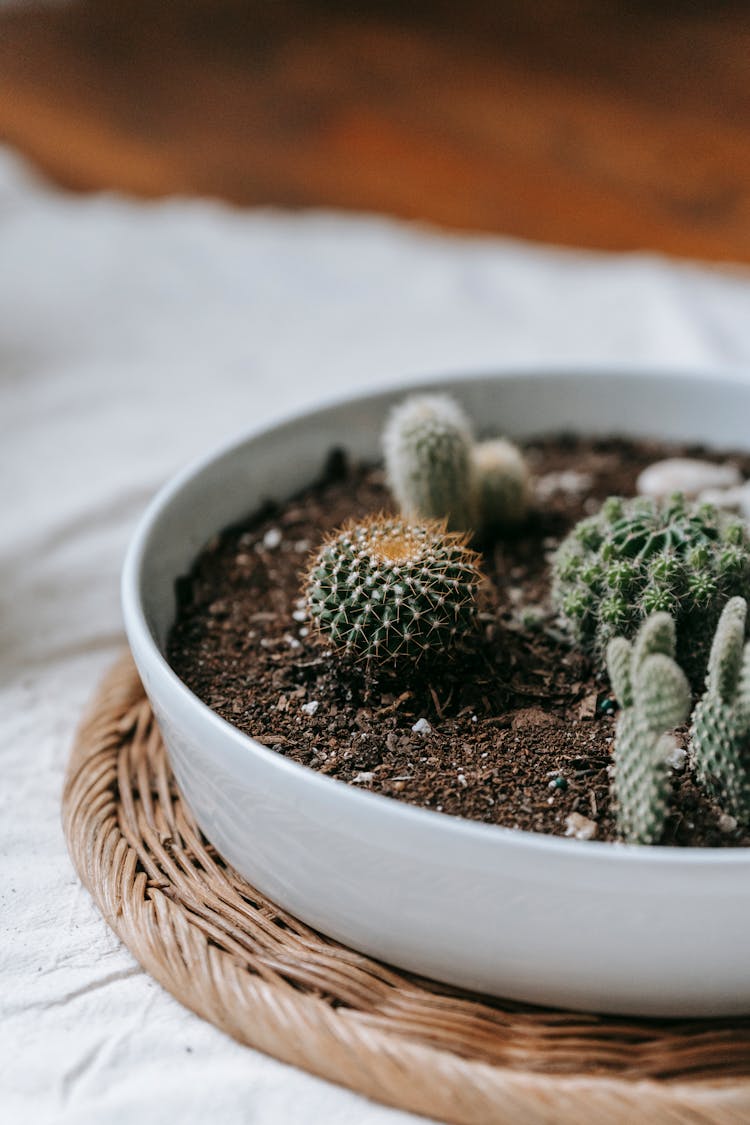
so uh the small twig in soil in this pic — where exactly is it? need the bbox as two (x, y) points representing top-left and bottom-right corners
(429, 686), (445, 721)
(375, 691), (413, 718)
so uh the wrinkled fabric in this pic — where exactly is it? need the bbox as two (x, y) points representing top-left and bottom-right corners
(2, 146), (750, 1124)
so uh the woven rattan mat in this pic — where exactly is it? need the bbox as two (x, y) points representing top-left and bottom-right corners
(63, 654), (750, 1124)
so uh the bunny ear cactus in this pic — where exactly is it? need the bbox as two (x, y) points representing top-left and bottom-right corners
(689, 596), (750, 825)
(383, 393), (531, 534)
(607, 613), (691, 844)
(382, 394), (475, 531)
(553, 492), (750, 684)
(305, 514), (482, 671)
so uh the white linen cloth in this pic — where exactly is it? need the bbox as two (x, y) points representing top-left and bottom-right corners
(3, 144), (750, 1125)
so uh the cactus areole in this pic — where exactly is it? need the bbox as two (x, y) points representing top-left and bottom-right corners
(305, 515), (481, 668)
(552, 493), (750, 682)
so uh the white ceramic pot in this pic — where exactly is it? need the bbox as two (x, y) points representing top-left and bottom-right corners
(122, 368), (750, 1017)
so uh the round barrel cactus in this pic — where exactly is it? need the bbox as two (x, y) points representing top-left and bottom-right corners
(552, 493), (750, 683)
(305, 514), (481, 669)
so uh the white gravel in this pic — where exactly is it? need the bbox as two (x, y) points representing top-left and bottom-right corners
(564, 812), (598, 841)
(637, 458), (741, 499)
(262, 526), (283, 549)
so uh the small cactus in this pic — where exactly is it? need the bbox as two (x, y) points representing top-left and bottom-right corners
(383, 393), (530, 533)
(689, 596), (750, 825)
(305, 514), (481, 669)
(607, 613), (691, 844)
(382, 394), (474, 531)
(552, 493), (750, 683)
(472, 438), (531, 529)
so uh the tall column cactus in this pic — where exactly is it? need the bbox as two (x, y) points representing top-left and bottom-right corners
(689, 596), (750, 825)
(382, 394), (474, 531)
(607, 613), (691, 844)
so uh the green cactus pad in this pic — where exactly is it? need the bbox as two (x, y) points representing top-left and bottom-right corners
(553, 493), (750, 682)
(690, 596), (750, 825)
(382, 394), (474, 530)
(612, 718), (675, 846)
(607, 613), (691, 845)
(305, 514), (482, 669)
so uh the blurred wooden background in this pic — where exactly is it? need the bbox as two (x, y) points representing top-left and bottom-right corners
(1, 0), (749, 260)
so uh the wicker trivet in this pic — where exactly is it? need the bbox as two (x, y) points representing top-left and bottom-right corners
(63, 654), (750, 1124)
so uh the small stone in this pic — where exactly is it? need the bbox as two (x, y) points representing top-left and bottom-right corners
(718, 813), (738, 833)
(637, 458), (741, 500)
(564, 812), (598, 841)
(548, 776), (568, 791)
(262, 527), (283, 550)
(664, 739), (687, 771)
(457, 773), (468, 788)
(301, 700), (319, 716)
(412, 717), (432, 736)
(519, 605), (545, 630)
(699, 481), (750, 520)
(598, 697), (616, 716)
(536, 469), (593, 501)
(352, 771), (374, 783)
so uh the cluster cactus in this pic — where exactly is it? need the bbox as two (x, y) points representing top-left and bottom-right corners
(382, 393), (530, 534)
(606, 613), (692, 844)
(304, 514), (481, 669)
(552, 493), (750, 683)
(689, 597), (750, 825)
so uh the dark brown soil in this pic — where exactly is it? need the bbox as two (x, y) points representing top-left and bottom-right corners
(167, 436), (750, 847)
